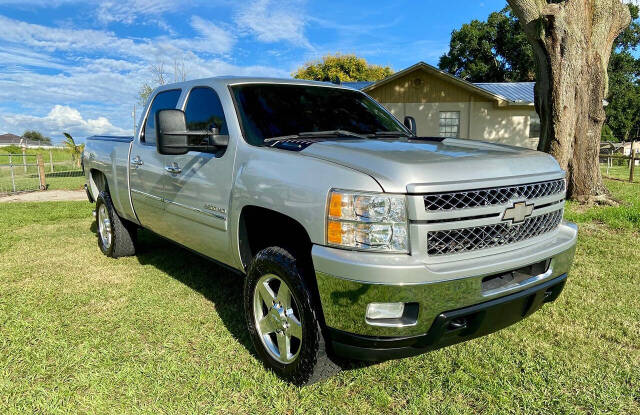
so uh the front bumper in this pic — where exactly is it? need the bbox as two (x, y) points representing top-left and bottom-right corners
(329, 274), (567, 361)
(312, 221), (577, 353)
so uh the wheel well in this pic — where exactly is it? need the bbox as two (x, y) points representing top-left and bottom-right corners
(89, 169), (108, 197)
(238, 206), (330, 336)
(238, 206), (313, 271)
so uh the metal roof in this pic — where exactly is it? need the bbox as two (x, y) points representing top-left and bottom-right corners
(474, 82), (535, 104)
(0, 133), (21, 144)
(346, 77), (535, 105)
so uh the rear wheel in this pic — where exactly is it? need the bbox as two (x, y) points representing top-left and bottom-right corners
(244, 247), (339, 385)
(95, 191), (137, 258)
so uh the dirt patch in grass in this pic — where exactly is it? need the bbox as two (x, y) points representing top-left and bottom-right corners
(0, 190), (87, 203)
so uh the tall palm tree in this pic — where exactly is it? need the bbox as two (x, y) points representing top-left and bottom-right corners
(63, 133), (84, 167)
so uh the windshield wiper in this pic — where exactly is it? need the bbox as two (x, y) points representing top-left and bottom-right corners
(371, 130), (412, 138)
(264, 134), (301, 143)
(298, 130), (369, 140)
(265, 129), (369, 144)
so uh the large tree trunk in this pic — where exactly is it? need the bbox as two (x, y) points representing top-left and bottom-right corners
(507, 0), (630, 200)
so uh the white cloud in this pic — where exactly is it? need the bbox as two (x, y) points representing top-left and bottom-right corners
(0, 46), (68, 70)
(0, 15), (153, 58)
(0, 14), (236, 61)
(1, 105), (130, 139)
(188, 16), (235, 53)
(0, 0), (76, 4)
(96, 0), (181, 24)
(235, 0), (312, 48)
(0, 13), (291, 140)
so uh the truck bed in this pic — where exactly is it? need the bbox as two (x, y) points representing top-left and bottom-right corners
(84, 135), (136, 223)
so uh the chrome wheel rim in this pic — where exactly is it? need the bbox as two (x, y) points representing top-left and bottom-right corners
(253, 274), (303, 364)
(97, 204), (112, 249)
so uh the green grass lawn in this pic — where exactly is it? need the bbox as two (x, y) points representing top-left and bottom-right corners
(0, 182), (638, 414)
(601, 162), (640, 183)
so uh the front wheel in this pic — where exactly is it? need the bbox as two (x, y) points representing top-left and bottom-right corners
(244, 247), (339, 385)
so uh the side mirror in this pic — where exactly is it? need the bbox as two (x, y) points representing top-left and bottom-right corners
(210, 131), (229, 147)
(404, 116), (417, 136)
(156, 109), (189, 155)
(156, 109), (229, 155)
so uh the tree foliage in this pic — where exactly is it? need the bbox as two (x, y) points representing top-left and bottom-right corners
(22, 130), (51, 145)
(605, 4), (640, 142)
(138, 59), (188, 107)
(438, 7), (535, 82)
(292, 54), (393, 83)
(441, 4), (640, 143)
(63, 132), (84, 167)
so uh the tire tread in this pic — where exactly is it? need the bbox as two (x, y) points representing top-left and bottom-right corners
(245, 246), (340, 385)
(96, 191), (136, 258)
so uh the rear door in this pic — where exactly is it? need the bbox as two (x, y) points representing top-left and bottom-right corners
(161, 86), (236, 262)
(129, 88), (182, 234)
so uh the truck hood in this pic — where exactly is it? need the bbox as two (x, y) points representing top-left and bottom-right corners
(300, 138), (563, 193)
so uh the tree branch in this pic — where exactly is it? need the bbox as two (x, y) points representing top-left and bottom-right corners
(507, 0), (545, 25)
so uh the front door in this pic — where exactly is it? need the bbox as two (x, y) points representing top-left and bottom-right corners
(129, 88), (182, 234)
(161, 86), (235, 263)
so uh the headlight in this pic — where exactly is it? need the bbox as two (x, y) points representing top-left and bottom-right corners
(326, 190), (409, 253)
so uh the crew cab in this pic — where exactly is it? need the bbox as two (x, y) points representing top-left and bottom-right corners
(83, 77), (577, 385)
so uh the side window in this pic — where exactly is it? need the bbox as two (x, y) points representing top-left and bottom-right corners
(184, 87), (228, 155)
(142, 89), (182, 146)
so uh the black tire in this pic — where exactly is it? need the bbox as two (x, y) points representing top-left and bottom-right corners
(244, 246), (340, 385)
(95, 191), (137, 258)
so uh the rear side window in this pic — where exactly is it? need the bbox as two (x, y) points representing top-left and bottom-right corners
(184, 87), (228, 155)
(142, 89), (182, 145)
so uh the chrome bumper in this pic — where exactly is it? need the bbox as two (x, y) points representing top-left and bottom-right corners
(313, 222), (578, 337)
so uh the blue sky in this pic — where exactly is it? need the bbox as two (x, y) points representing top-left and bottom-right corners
(0, 0), (509, 143)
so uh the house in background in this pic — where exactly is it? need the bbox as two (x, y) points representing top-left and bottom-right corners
(622, 141), (640, 166)
(600, 141), (625, 155)
(343, 62), (540, 149)
(601, 141), (639, 166)
(0, 133), (22, 146)
(0, 133), (56, 148)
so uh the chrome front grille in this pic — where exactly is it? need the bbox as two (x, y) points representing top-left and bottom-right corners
(427, 209), (564, 256)
(423, 179), (566, 211)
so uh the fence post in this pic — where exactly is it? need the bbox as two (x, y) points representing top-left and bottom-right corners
(9, 154), (16, 193)
(22, 147), (27, 173)
(37, 154), (46, 190)
(630, 141), (636, 183)
(49, 150), (54, 173)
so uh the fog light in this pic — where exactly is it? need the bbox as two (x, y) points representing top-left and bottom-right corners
(366, 302), (405, 320)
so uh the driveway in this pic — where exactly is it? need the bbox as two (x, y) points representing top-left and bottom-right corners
(0, 190), (87, 203)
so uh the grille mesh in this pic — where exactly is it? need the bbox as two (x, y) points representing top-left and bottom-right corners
(424, 179), (565, 211)
(427, 209), (563, 256)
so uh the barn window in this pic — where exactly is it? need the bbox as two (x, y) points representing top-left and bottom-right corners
(529, 113), (541, 138)
(439, 111), (460, 138)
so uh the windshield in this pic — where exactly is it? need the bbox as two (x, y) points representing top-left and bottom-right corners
(231, 84), (406, 146)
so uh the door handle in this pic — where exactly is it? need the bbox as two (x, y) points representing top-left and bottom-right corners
(165, 163), (182, 174)
(131, 156), (143, 168)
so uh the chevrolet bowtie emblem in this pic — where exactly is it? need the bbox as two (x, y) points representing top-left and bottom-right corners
(502, 201), (534, 224)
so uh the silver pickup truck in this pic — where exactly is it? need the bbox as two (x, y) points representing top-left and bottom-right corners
(83, 77), (577, 385)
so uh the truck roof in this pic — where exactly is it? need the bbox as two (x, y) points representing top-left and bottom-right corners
(153, 77), (355, 94)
